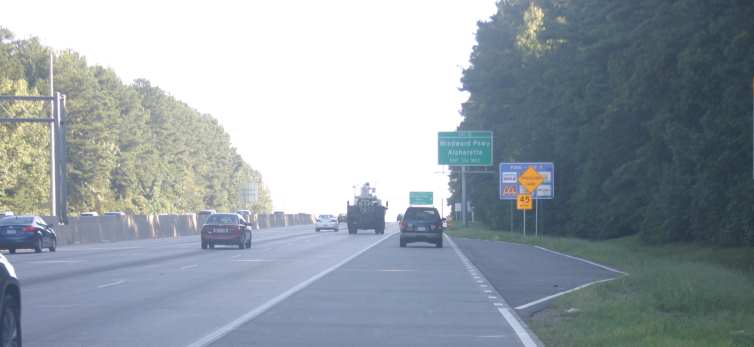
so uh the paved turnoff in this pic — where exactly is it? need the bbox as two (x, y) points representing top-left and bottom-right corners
(6, 223), (617, 346)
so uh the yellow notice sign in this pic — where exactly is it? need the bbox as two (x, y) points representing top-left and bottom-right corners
(518, 166), (544, 193)
(517, 194), (533, 210)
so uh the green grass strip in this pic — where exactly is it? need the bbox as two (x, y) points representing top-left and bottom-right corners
(448, 224), (754, 347)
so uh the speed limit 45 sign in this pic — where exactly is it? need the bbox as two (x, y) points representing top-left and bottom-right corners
(517, 194), (533, 210)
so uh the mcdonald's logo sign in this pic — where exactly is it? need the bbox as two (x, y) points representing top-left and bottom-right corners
(502, 185), (517, 196)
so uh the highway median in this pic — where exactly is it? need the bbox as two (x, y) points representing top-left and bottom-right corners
(448, 224), (754, 347)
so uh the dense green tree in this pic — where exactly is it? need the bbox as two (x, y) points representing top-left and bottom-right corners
(0, 28), (272, 216)
(457, 0), (754, 245)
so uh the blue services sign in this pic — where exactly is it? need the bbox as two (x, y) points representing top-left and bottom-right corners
(499, 162), (555, 200)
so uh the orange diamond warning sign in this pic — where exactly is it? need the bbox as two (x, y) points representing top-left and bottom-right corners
(518, 166), (544, 193)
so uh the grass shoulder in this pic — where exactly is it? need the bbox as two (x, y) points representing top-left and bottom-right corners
(448, 224), (754, 347)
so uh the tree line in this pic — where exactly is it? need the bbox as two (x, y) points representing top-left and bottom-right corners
(0, 28), (272, 216)
(455, 0), (754, 245)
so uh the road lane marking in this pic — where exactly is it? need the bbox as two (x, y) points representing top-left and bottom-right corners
(186, 232), (394, 347)
(499, 308), (538, 347)
(60, 246), (141, 251)
(27, 260), (84, 264)
(233, 259), (273, 262)
(376, 269), (414, 272)
(446, 234), (543, 347)
(514, 277), (618, 310)
(533, 245), (627, 275)
(97, 280), (126, 289)
(180, 264), (199, 270)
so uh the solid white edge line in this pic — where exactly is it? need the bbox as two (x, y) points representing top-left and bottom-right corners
(445, 235), (543, 347)
(533, 245), (628, 275)
(185, 232), (395, 347)
(515, 277), (618, 310)
(499, 308), (538, 347)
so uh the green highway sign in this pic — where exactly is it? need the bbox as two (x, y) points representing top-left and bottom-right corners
(438, 131), (493, 166)
(409, 191), (434, 205)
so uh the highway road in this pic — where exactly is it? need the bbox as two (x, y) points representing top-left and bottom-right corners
(7, 224), (542, 347)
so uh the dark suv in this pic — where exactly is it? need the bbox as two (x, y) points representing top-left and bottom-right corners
(399, 207), (445, 248)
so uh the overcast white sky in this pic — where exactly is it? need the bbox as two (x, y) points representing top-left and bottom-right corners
(1, 0), (497, 217)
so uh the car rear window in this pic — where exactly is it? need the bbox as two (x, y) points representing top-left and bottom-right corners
(206, 214), (238, 225)
(0, 217), (34, 225)
(404, 208), (440, 222)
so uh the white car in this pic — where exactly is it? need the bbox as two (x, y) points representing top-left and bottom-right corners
(315, 214), (339, 232)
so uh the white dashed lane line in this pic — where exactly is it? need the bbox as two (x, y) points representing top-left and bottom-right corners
(97, 280), (126, 289)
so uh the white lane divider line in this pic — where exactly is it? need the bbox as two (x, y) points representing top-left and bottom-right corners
(28, 260), (84, 264)
(376, 269), (414, 272)
(97, 280), (126, 289)
(186, 232), (394, 347)
(180, 264), (199, 270)
(533, 245), (628, 275)
(498, 308), (538, 347)
(446, 234), (543, 347)
(233, 259), (273, 262)
(515, 277), (618, 310)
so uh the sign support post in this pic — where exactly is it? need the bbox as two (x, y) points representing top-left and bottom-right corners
(461, 166), (467, 227)
(523, 209), (526, 237)
(510, 200), (513, 232)
(535, 199), (539, 236)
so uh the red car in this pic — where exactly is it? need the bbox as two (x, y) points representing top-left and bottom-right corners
(201, 213), (252, 249)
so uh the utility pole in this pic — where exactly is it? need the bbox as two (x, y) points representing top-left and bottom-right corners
(49, 53), (56, 217)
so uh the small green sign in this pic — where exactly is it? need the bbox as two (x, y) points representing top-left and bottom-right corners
(438, 131), (493, 166)
(410, 191), (434, 205)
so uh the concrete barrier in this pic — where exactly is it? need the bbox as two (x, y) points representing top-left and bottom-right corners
(132, 215), (156, 239)
(156, 215), (177, 238)
(38, 210), (314, 247)
(175, 214), (197, 235)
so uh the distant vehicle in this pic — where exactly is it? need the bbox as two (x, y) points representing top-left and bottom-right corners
(399, 207), (445, 248)
(0, 253), (20, 346)
(0, 212), (13, 219)
(80, 212), (99, 217)
(337, 214), (346, 223)
(315, 215), (339, 232)
(0, 216), (58, 253)
(201, 213), (252, 249)
(103, 211), (126, 217)
(197, 209), (216, 216)
(346, 182), (387, 235)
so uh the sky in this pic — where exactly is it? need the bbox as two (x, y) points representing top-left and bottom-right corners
(1, 0), (498, 217)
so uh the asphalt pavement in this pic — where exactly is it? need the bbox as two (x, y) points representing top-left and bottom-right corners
(452, 237), (623, 316)
(4, 223), (619, 347)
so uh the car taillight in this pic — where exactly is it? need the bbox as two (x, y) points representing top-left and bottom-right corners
(23, 226), (37, 232)
(400, 221), (407, 231)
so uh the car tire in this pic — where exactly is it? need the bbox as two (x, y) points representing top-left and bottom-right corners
(209, 242), (215, 249)
(246, 235), (252, 249)
(7, 249), (14, 255)
(0, 291), (20, 347)
(436, 240), (443, 248)
(201, 240), (208, 249)
(34, 238), (42, 253)
(400, 239), (407, 248)
(315, 228), (320, 232)
(49, 238), (57, 252)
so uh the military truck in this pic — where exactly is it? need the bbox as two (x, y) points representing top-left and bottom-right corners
(347, 183), (387, 234)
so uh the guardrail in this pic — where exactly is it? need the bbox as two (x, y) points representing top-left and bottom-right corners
(40, 213), (315, 246)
